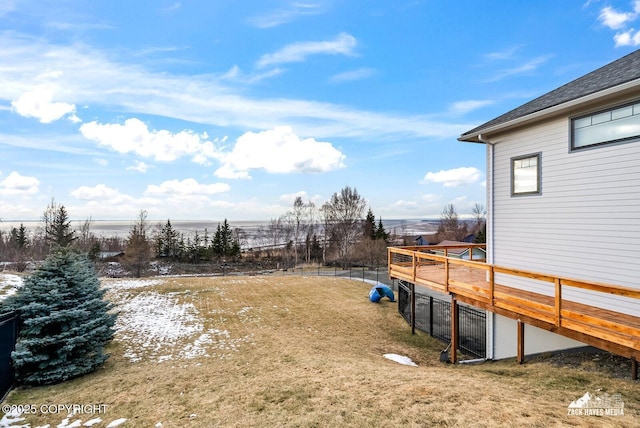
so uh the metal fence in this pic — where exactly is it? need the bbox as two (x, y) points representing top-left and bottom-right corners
(0, 311), (18, 401)
(279, 266), (393, 287)
(398, 280), (486, 359)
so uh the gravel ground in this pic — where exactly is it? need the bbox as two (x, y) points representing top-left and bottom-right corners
(529, 347), (637, 380)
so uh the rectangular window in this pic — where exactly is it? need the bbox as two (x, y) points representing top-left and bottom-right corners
(571, 101), (640, 150)
(512, 153), (541, 196)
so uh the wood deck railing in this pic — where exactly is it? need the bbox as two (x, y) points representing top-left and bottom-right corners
(388, 244), (640, 366)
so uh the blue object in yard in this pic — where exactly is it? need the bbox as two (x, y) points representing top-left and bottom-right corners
(369, 284), (395, 303)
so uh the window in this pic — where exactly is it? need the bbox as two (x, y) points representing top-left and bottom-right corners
(511, 153), (541, 196)
(571, 101), (640, 150)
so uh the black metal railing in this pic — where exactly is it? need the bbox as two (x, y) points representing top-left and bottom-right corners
(398, 280), (486, 359)
(0, 311), (18, 400)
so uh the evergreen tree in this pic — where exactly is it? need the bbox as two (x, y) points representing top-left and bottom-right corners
(221, 219), (233, 255)
(473, 223), (486, 244)
(5, 250), (116, 385)
(9, 223), (29, 249)
(363, 208), (376, 240)
(42, 199), (77, 250)
(212, 224), (224, 259)
(375, 218), (389, 242)
(88, 242), (101, 262)
(156, 219), (180, 260)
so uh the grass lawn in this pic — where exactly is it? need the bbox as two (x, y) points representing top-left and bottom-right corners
(2, 275), (639, 427)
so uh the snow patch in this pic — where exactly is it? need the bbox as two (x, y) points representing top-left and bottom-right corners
(102, 279), (165, 291)
(0, 410), (125, 428)
(383, 353), (418, 367)
(0, 273), (23, 301)
(107, 279), (254, 363)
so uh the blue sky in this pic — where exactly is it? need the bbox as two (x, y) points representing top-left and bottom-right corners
(1, 0), (639, 222)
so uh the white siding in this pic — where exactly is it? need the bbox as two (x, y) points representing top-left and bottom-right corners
(492, 314), (585, 360)
(491, 114), (640, 316)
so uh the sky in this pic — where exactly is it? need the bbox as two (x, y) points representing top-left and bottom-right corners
(1, 0), (639, 222)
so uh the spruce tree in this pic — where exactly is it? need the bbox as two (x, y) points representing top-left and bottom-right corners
(42, 199), (77, 251)
(6, 250), (116, 385)
(363, 208), (376, 240)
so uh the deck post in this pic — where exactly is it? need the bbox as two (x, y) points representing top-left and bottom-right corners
(451, 295), (458, 364)
(444, 257), (450, 293)
(410, 282), (416, 335)
(489, 266), (495, 307)
(555, 278), (562, 327)
(632, 357), (638, 381)
(517, 320), (525, 364)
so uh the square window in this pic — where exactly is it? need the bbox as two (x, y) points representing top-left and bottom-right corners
(512, 153), (541, 196)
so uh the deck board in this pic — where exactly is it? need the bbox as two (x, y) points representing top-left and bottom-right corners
(390, 247), (640, 359)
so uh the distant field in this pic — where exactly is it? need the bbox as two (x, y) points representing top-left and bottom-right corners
(2, 275), (639, 427)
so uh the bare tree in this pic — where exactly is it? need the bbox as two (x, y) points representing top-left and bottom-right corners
(322, 186), (367, 267)
(123, 210), (151, 277)
(303, 201), (317, 264)
(437, 204), (468, 241)
(261, 217), (292, 268)
(471, 203), (486, 230)
(471, 203), (487, 244)
(77, 217), (99, 254)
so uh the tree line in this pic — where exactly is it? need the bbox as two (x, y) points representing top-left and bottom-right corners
(0, 189), (485, 276)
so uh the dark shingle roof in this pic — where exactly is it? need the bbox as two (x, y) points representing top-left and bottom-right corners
(459, 49), (640, 140)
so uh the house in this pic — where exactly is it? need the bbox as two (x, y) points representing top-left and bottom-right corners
(414, 234), (439, 246)
(457, 49), (640, 361)
(431, 240), (486, 261)
(388, 49), (640, 373)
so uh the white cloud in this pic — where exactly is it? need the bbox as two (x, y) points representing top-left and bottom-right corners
(421, 193), (442, 203)
(0, 33), (472, 143)
(69, 184), (162, 219)
(330, 68), (375, 83)
(256, 33), (357, 68)
(145, 179), (230, 195)
(214, 126), (346, 179)
(449, 100), (494, 115)
(127, 161), (150, 173)
(279, 191), (322, 205)
(79, 118), (224, 163)
(483, 46), (522, 61)
(248, 2), (324, 28)
(392, 200), (419, 209)
(599, 5), (637, 30)
(597, 1), (640, 46)
(279, 191), (310, 204)
(422, 167), (483, 187)
(613, 28), (640, 46)
(160, 2), (181, 13)
(0, 171), (40, 195)
(11, 87), (76, 123)
(485, 55), (553, 82)
(70, 184), (124, 200)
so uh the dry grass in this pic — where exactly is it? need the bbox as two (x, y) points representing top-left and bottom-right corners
(4, 275), (639, 427)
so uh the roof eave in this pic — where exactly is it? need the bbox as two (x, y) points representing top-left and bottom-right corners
(458, 77), (640, 144)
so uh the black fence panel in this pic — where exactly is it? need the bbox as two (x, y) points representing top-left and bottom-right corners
(0, 311), (18, 400)
(396, 281), (486, 359)
(458, 305), (486, 358)
(430, 298), (452, 343)
(397, 281), (411, 324)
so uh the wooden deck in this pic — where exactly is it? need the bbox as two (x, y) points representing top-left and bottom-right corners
(388, 245), (640, 368)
